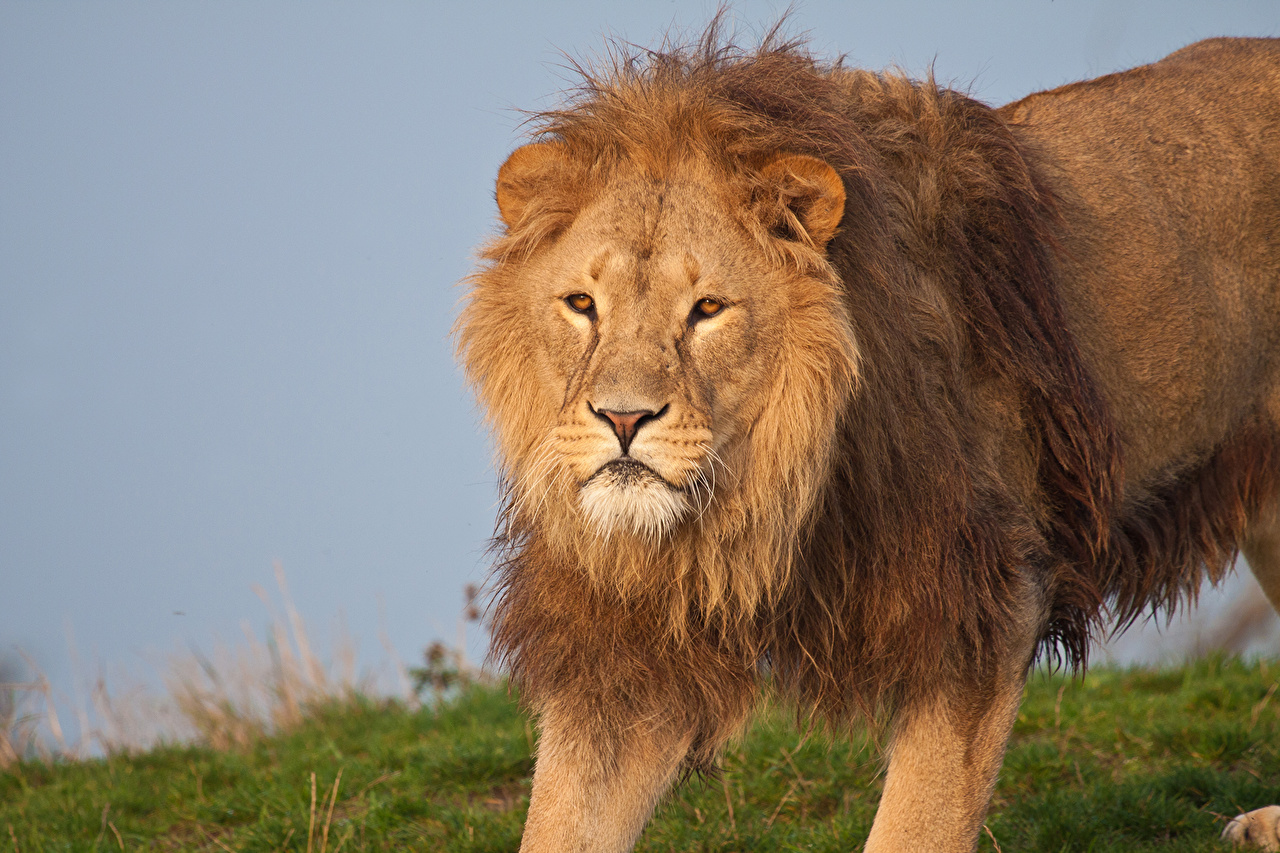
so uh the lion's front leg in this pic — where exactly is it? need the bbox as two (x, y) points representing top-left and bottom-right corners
(519, 697), (694, 853)
(864, 676), (1026, 852)
(865, 599), (1043, 853)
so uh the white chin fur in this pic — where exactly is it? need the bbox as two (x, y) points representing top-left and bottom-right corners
(579, 466), (690, 539)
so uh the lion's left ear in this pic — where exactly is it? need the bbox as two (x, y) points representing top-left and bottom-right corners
(758, 154), (846, 250)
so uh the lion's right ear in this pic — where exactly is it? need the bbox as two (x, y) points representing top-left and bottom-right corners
(495, 142), (571, 230)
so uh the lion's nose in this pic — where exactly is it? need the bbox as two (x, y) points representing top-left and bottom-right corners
(591, 405), (667, 455)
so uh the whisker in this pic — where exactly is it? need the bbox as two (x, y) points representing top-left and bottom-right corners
(693, 443), (730, 526)
(530, 458), (571, 525)
(509, 435), (562, 523)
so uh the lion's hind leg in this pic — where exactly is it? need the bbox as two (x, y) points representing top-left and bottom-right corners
(1242, 495), (1280, 616)
(1225, 490), (1280, 848)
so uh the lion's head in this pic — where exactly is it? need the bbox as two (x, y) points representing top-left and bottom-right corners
(458, 84), (860, 615)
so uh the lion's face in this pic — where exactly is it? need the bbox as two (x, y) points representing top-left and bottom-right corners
(462, 142), (855, 556)
(516, 173), (792, 538)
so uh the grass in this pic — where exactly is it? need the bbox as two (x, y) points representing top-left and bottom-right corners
(1, 656), (1277, 851)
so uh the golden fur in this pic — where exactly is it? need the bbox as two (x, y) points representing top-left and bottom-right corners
(457, 27), (1280, 852)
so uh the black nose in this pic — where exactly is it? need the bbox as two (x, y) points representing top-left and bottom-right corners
(591, 406), (666, 454)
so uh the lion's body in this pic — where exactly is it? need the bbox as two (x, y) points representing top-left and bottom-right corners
(1008, 38), (1280, 644)
(1013, 36), (1280, 510)
(1013, 39), (1280, 487)
(459, 33), (1280, 852)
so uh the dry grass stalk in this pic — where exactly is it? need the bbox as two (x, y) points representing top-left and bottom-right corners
(322, 768), (343, 852)
(0, 649), (73, 768)
(301, 768), (346, 853)
(3, 564), (409, 762)
(164, 562), (375, 750)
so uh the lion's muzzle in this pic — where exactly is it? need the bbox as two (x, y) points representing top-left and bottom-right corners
(579, 457), (692, 540)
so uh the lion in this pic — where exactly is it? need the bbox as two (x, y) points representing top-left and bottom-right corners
(456, 27), (1280, 852)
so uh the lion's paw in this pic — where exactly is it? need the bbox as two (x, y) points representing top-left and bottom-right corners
(1223, 806), (1280, 851)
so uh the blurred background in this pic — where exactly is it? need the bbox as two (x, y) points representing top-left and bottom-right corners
(2, 1), (1278, 748)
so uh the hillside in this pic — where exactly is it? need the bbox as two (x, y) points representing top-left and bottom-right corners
(2, 657), (1277, 851)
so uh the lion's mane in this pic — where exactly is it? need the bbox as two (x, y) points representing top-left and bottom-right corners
(460, 27), (1280, 764)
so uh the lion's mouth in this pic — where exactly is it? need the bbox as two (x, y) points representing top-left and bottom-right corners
(579, 458), (691, 538)
(589, 458), (668, 487)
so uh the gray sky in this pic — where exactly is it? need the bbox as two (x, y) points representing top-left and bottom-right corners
(3, 1), (1278, 710)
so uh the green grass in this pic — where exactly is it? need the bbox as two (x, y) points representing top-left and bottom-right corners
(2, 657), (1277, 851)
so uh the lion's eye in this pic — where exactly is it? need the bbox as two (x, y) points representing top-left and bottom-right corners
(692, 298), (724, 319)
(565, 293), (595, 314)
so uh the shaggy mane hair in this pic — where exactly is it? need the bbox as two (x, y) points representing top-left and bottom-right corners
(463, 25), (1280, 759)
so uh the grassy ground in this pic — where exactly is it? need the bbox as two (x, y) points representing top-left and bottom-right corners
(2, 656), (1277, 852)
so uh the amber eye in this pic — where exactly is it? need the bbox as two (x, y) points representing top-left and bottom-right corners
(693, 298), (724, 318)
(565, 293), (595, 314)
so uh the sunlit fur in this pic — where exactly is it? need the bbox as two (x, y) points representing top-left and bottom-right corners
(456, 27), (1280, 774)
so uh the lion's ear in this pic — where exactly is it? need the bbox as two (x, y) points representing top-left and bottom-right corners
(495, 142), (571, 230)
(759, 154), (846, 250)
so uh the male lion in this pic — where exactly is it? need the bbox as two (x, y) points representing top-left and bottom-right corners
(457, 29), (1280, 853)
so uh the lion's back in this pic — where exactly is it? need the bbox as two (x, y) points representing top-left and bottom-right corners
(1001, 37), (1280, 488)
